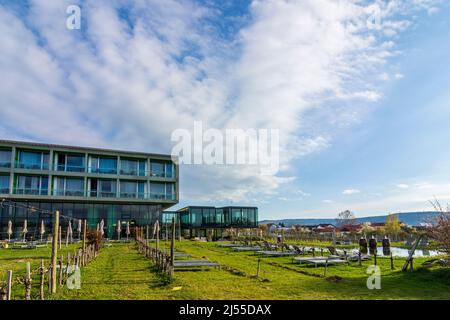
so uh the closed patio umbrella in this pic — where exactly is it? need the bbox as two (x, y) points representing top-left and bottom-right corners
(77, 219), (82, 240)
(66, 220), (73, 246)
(40, 220), (45, 242)
(116, 220), (121, 240)
(126, 221), (130, 241)
(99, 219), (105, 237)
(22, 220), (28, 242)
(7, 220), (12, 242)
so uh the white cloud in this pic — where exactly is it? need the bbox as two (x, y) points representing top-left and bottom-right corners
(0, 0), (441, 203)
(323, 199), (334, 204)
(397, 184), (409, 188)
(342, 189), (361, 195)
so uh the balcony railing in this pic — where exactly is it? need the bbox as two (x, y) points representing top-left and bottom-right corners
(53, 189), (85, 197)
(89, 190), (117, 198)
(0, 161), (11, 168)
(149, 172), (175, 178)
(88, 167), (117, 175)
(0, 187), (9, 194)
(119, 192), (147, 199)
(149, 193), (176, 201)
(15, 161), (49, 170)
(14, 187), (48, 196)
(56, 164), (86, 172)
(119, 169), (146, 176)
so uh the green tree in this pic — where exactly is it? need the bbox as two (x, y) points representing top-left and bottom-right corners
(385, 213), (401, 236)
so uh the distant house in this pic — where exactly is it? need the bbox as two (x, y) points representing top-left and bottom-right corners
(338, 224), (363, 233)
(369, 222), (385, 229)
(313, 224), (336, 233)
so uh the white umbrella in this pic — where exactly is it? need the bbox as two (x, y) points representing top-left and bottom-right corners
(126, 221), (130, 241)
(40, 220), (45, 242)
(116, 220), (121, 240)
(66, 220), (73, 245)
(77, 219), (82, 240)
(7, 220), (12, 242)
(22, 220), (28, 242)
(99, 219), (105, 237)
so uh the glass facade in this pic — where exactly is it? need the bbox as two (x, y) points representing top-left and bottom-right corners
(16, 150), (49, 170)
(14, 175), (48, 195)
(0, 201), (162, 240)
(54, 152), (85, 172)
(0, 149), (12, 168)
(0, 175), (10, 194)
(120, 180), (146, 199)
(89, 179), (117, 198)
(150, 160), (174, 178)
(173, 206), (258, 230)
(150, 182), (175, 200)
(0, 140), (179, 241)
(120, 158), (146, 176)
(53, 177), (84, 196)
(89, 156), (117, 174)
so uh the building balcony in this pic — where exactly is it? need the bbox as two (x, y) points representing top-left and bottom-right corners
(13, 187), (48, 196)
(88, 167), (117, 175)
(0, 187), (9, 194)
(0, 161), (11, 168)
(15, 161), (49, 171)
(56, 164), (86, 173)
(53, 189), (85, 197)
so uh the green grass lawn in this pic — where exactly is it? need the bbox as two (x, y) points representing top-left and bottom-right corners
(1, 240), (449, 300)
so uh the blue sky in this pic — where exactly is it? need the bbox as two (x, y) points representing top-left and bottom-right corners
(0, 1), (449, 220)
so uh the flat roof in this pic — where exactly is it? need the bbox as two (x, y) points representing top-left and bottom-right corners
(174, 205), (258, 212)
(0, 139), (176, 160)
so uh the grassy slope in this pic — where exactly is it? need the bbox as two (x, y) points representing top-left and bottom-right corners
(1, 241), (449, 300)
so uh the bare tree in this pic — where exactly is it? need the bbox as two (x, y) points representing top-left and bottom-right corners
(429, 199), (450, 255)
(335, 210), (357, 227)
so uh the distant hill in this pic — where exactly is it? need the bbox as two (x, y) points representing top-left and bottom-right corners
(259, 211), (440, 227)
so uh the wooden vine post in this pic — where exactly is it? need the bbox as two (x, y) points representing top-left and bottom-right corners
(170, 217), (175, 277)
(25, 262), (32, 300)
(39, 259), (45, 300)
(6, 270), (12, 300)
(51, 210), (60, 294)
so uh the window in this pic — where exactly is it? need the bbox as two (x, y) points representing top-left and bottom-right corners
(190, 208), (202, 227)
(0, 149), (11, 167)
(150, 161), (164, 177)
(150, 183), (174, 200)
(232, 208), (242, 225)
(55, 153), (85, 172)
(120, 159), (146, 176)
(120, 181), (137, 198)
(98, 179), (116, 197)
(150, 161), (174, 178)
(0, 175), (10, 194)
(89, 156), (117, 174)
(17, 150), (49, 170)
(150, 182), (165, 199)
(53, 177), (84, 196)
(15, 175), (48, 195)
(216, 208), (224, 225)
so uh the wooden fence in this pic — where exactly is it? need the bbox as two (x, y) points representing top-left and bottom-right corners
(135, 224), (174, 279)
(0, 243), (98, 300)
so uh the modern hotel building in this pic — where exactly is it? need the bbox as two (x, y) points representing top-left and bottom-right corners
(0, 140), (178, 239)
(0, 140), (258, 240)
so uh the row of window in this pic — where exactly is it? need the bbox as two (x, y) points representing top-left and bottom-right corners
(0, 149), (175, 178)
(173, 207), (258, 227)
(0, 174), (176, 200)
(0, 202), (162, 238)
